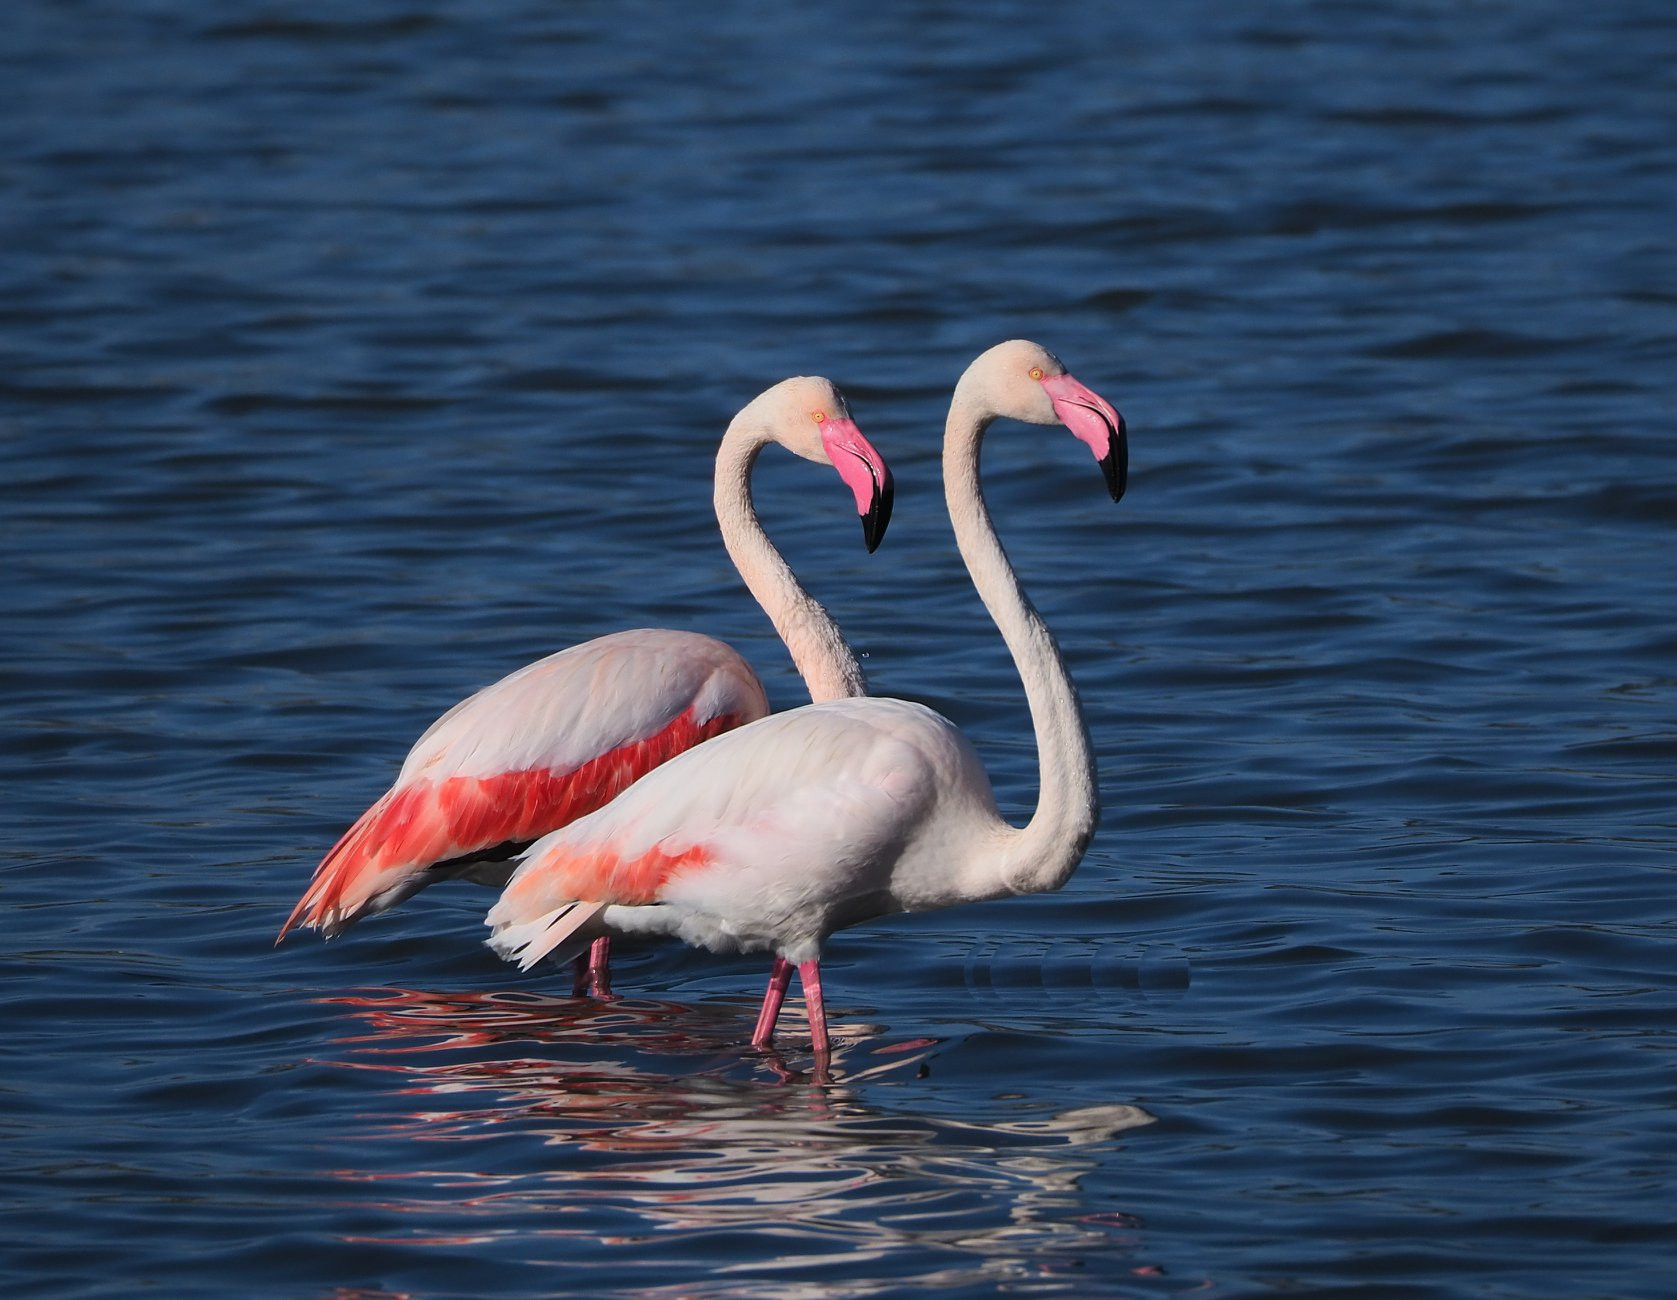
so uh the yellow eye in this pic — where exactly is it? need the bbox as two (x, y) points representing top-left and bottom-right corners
(1029, 367), (1045, 381)
(812, 411), (828, 424)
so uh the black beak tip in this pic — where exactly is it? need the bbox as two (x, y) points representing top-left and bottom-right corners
(862, 475), (894, 553)
(1100, 417), (1129, 503)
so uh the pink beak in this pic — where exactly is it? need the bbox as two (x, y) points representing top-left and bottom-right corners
(1041, 372), (1127, 502)
(820, 418), (895, 552)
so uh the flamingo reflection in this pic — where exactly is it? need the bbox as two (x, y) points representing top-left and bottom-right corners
(313, 987), (1161, 1289)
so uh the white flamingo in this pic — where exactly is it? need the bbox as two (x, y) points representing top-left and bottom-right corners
(279, 377), (894, 997)
(485, 340), (1125, 1052)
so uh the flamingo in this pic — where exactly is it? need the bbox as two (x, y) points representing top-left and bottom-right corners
(278, 376), (895, 998)
(485, 339), (1126, 1054)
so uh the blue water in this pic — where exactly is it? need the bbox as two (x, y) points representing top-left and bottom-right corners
(5, 2), (1676, 1295)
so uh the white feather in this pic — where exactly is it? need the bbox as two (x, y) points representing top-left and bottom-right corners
(485, 898), (608, 971)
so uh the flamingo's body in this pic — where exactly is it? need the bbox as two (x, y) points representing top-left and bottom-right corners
(280, 378), (893, 964)
(487, 696), (995, 959)
(487, 340), (1127, 1054)
(280, 630), (768, 939)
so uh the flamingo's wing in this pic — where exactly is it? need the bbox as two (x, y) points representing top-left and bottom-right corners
(486, 696), (988, 968)
(281, 629), (768, 940)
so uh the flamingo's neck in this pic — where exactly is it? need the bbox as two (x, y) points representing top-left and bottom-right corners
(714, 423), (866, 703)
(943, 392), (1098, 898)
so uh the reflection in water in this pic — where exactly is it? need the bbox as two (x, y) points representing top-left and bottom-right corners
(318, 988), (1161, 1293)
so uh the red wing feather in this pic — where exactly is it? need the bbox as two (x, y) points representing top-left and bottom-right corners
(278, 706), (744, 940)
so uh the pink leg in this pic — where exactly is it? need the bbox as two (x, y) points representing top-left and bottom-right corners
(752, 956), (794, 1047)
(798, 959), (830, 1057)
(587, 935), (612, 999)
(570, 935), (613, 998)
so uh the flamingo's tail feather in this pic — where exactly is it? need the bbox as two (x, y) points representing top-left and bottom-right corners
(276, 804), (410, 944)
(486, 898), (609, 972)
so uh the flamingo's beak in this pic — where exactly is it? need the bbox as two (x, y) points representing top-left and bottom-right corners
(861, 473), (894, 552)
(1041, 372), (1127, 503)
(822, 418), (895, 552)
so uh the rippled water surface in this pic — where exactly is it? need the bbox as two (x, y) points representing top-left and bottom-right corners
(5, 2), (1677, 1296)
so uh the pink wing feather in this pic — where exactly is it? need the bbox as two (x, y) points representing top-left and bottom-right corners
(280, 629), (768, 940)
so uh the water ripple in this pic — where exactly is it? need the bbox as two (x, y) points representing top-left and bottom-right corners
(4, 0), (1677, 1295)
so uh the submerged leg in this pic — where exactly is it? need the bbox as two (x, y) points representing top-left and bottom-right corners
(570, 935), (613, 997)
(587, 935), (613, 999)
(752, 956), (794, 1047)
(798, 959), (829, 1057)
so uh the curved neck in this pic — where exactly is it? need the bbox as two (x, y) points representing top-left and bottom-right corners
(714, 421), (867, 703)
(944, 392), (1098, 895)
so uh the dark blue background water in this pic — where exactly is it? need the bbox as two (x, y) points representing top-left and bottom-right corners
(5, 2), (1675, 1296)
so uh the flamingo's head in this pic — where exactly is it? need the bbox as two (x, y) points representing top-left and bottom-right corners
(960, 339), (1128, 503)
(752, 375), (894, 552)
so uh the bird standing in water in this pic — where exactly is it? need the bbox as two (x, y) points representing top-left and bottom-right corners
(279, 376), (893, 1000)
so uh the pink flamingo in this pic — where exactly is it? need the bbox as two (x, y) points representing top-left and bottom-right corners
(485, 340), (1125, 1054)
(278, 376), (894, 998)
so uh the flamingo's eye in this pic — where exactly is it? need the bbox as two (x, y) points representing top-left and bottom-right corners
(812, 411), (828, 424)
(1029, 367), (1045, 381)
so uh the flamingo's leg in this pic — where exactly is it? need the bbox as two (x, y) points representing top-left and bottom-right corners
(570, 935), (613, 997)
(587, 935), (613, 999)
(798, 959), (829, 1057)
(752, 956), (794, 1046)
